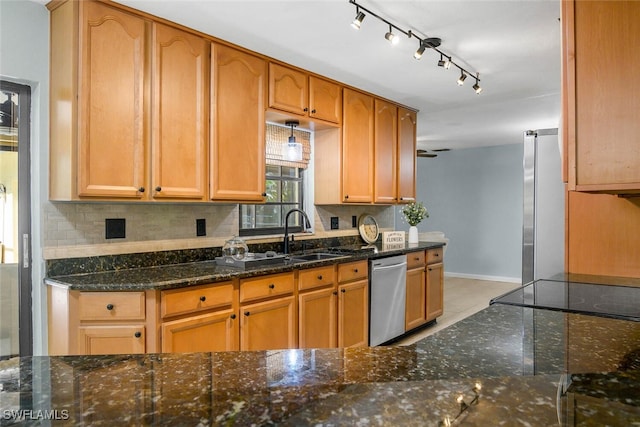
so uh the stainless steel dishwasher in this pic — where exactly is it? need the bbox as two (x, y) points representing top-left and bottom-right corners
(369, 255), (407, 346)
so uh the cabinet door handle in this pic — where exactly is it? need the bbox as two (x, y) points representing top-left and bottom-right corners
(341, 289), (346, 293)
(261, 192), (267, 197)
(311, 109), (316, 114)
(303, 107), (308, 112)
(138, 187), (145, 193)
(333, 291), (338, 296)
(230, 314), (236, 320)
(317, 275), (323, 280)
(354, 268), (358, 273)
(428, 267), (432, 271)
(244, 311), (250, 316)
(155, 186), (162, 192)
(268, 284), (275, 289)
(106, 304), (114, 311)
(199, 296), (206, 302)
(134, 331), (142, 338)
(344, 195), (349, 199)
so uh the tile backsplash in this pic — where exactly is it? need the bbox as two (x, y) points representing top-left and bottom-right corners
(42, 202), (396, 259)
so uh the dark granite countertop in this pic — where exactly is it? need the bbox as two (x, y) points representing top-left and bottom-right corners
(44, 241), (444, 291)
(2, 303), (640, 425)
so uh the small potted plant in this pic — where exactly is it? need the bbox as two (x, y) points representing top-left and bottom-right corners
(400, 201), (429, 244)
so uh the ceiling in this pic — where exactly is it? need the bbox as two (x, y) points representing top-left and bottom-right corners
(52, 0), (564, 152)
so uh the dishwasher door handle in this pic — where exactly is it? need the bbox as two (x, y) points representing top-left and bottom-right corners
(372, 262), (407, 271)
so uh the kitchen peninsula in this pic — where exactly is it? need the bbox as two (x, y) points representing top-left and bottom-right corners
(3, 281), (640, 425)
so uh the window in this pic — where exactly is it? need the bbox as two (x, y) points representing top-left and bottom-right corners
(239, 165), (304, 236)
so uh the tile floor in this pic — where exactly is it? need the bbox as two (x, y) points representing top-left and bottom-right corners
(395, 276), (522, 346)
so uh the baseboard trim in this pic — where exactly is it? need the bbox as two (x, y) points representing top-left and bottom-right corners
(445, 272), (522, 284)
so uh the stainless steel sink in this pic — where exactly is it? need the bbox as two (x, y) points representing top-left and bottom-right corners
(215, 252), (288, 269)
(289, 252), (345, 262)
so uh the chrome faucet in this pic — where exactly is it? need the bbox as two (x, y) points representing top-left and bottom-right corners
(283, 208), (311, 254)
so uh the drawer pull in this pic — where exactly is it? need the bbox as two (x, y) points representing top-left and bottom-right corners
(134, 331), (142, 338)
(268, 284), (275, 289)
(317, 275), (323, 280)
(415, 257), (420, 261)
(244, 311), (250, 316)
(138, 187), (145, 193)
(155, 186), (162, 192)
(333, 291), (338, 295)
(230, 314), (236, 320)
(199, 296), (206, 302)
(354, 268), (358, 273)
(435, 253), (439, 257)
(106, 304), (114, 311)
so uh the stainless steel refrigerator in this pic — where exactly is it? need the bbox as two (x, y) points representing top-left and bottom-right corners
(522, 128), (565, 284)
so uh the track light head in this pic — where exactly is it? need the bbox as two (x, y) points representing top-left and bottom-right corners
(437, 54), (451, 69)
(414, 43), (426, 60)
(385, 26), (399, 45)
(457, 71), (467, 86)
(351, 10), (365, 30)
(473, 74), (482, 94)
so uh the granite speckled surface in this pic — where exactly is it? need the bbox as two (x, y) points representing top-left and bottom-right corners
(45, 241), (444, 291)
(2, 304), (640, 425)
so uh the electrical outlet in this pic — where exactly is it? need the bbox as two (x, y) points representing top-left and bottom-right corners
(105, 218), (126, 239)
(352, 215), (357, 228)
(196, 218), (206, 236)
(330, 217), (339, 230)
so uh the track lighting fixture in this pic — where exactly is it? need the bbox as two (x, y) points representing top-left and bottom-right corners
(385, 25), (399, 45)
(457, 71), (467, 86)
(348, 0), (483, 94)
(351, 9), (365, 30)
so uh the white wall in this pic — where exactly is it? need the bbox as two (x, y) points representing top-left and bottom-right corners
(397, 144), (524, 282)
(0, 0), (50, 354)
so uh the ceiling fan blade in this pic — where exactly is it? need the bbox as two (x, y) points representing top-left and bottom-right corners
(417, 149), (437, 158)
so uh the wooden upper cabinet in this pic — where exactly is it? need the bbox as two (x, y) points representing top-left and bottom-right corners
(210, 44), (267, 202)
(342, 88), (374, 203)
(268, 63), (342, 125)
(374, 99), (398, 204)
(563, 0), (640, 193)
(76, 1), (149, 199)
(268, 63), (308, 116)
(308, 76), (342, 124)
(397, 107), (417, 203)
(151, 23), (209, 200)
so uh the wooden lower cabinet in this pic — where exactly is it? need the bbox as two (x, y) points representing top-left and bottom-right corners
(299, 287), (338, 349)
(78, 325), (146, 355)
(405, 264), (427, 331)
(426, 262), (444, 321)
(337, 260), (369, 348)
(240, 296), (296, 351)
(161, 309), (238, 353)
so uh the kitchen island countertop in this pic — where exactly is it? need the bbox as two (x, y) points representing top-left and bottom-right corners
(2, 302), (640, 425)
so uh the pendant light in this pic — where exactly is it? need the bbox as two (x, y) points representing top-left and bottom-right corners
(282, 120), (303, 161)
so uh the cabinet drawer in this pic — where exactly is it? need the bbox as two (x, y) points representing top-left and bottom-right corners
(298, 265), (336, 291)
(240, 272), (295, 303)
(406, 251), (426, 269)
(78, 292), (146, 321)
(161, 281), (234, 319)
(338, 260), (368, 283)
(426, 248), (444, 265)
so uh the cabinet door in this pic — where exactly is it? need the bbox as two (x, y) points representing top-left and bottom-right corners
(78, 325), (145, 355)
(374, 99), (398, 204)
(426, 262), (444, 321)
(210, 44), (267, 201)
(338, 279), (368, 348)
(569, 1), (640, 191)
(78, 2), (147, 198)
(342, 88), (374, 203)
(152, 23), (209, 200)
(299, 287), (337, 349)
(240, 296), (296, 351)
(309, 76), (342, 124)
(161, 309), (239, 353)
(397, 107), (417, 202)
(268, 62), (308, 116)
(405, 266), (427, 331)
